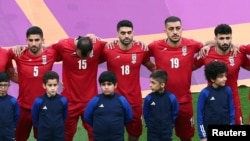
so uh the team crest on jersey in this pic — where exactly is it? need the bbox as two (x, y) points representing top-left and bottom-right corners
(42, 55), (47, 64)
(229, 56), (235, 66)
(182, 46), (187, 56)
(131, 53), (137, 64)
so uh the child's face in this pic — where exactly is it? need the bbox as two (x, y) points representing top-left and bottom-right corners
(149, 78), (165, 92)
(211, 73), (227, 88)
(0, 82), (9, 96)
(100, 81), (116, 95)
(43, 79), (59, 97)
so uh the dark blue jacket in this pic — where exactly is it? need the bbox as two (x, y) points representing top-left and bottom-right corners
(84, 93), (133, 141)
(197, 85), (235, 139)
(31, 94), (68, 141)
(143, 90), (179, 141)
(0, 94), (20, 141)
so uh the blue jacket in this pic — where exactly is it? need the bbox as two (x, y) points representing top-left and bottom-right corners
(143, 90), (179, 141)
(0, 94), (20, 141)
(31, 94), (68, 141)
(197, 85), (235, 139)
(84, 93), (133, 141)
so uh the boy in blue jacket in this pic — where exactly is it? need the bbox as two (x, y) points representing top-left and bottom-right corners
(0, 72), (20, 140)
(143, 69), (179, 141)
(84, 71), (133, 141)
(197, 61), (235, 141)
(31, 71), (68, 141)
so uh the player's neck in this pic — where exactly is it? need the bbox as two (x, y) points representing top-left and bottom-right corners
(29, 48), (43, 56)
(166, 38), (181, 47)
(215, 46), (230, 55)
(118, 42), (132, 50)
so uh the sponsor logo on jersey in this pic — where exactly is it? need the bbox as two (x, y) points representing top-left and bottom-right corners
(150, 101), (156, 105)
(42, 106), (47, 110)
(99, 104), (104, 108)
(210, 96), (215, 101)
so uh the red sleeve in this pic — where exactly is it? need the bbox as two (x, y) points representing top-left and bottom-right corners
(193, 56), (204, 70)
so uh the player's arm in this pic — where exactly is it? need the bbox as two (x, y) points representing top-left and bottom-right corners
(169, 94), (179, 127)
(197, 89), (208, 140)
(192, 55), (204, 71)
(60, 97), (68, 122)
(83, 96), (99, 127)
(119, 96), (133, 125)
(143, 60), (156, 72)
(6, 49), (18, 83)
(143, 95), (151, 127)
(12, 98), (20, 127)
(31, 98), (42, 128)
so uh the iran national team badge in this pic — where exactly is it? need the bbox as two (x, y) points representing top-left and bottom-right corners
(42, 55), (47, 64)
(229, 56), (235, 66)
(131, 53), (137, 64)
(182, 46), (187, 56)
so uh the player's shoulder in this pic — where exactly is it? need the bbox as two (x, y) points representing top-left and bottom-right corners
(149, 39), (165, 46)
(182, 37), (202, 46)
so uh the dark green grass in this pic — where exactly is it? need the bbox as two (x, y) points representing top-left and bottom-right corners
(28, 87), (249, 141)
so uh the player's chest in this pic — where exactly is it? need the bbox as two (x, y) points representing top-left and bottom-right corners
(106, 52), (145, 65)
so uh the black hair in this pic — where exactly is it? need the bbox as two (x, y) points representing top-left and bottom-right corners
(116, 20), (133, 31)
(26, 26), (43, 38)
(0, 72), (10, 83)
(150, 69), (168, 84)
(164, 16), (182, 25)
(214, 24), (232, 36)
(98, 71), (117, 84)
(76, 36), (93, 58)
(42, 71), (59, 84)
(205, 61), (228, 83)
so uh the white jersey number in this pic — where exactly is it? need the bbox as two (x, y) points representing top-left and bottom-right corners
(33, 66), (39, 77)
(121, 65), (130, 75)
(78, 60), (87, 69)
(170, 58), (179, 68)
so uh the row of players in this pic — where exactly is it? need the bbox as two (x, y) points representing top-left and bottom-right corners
(0, 16), (250, 141)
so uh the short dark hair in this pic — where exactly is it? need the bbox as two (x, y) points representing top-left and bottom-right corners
(205, 61), (228, 82)
(98, 71), (117, 84)
(214, 24), (232, 36)
(42, 71), (59, 84)
(0, 72), (10, 83)
(150, 69), (168, 84)
(26, 26), (43, 38)
(76, 36), (93, 58)
(164, 16), (182, 25)
(117, 20), (133, 31)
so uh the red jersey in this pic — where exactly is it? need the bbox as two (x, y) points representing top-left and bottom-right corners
(9, 48), (59, 109)
(195, 47), (250, 108)
(51, 38), (106, 106)
(103, 43), (150, 105)
(0, 47), (13, 72)
(148, 38), (203, 103)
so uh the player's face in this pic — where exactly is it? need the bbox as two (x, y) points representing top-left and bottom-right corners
(211, 73), (227, 88)
(26, 34), (44, 55)
(118, 27), (133, 46)
(215, 34), (232, 52)
(0, 82), (10, 96)
(100, 81), (116, 95)
(43, 79), (59, 97)
(165, 21), (182, 44)
(149, 78), (165, 93)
